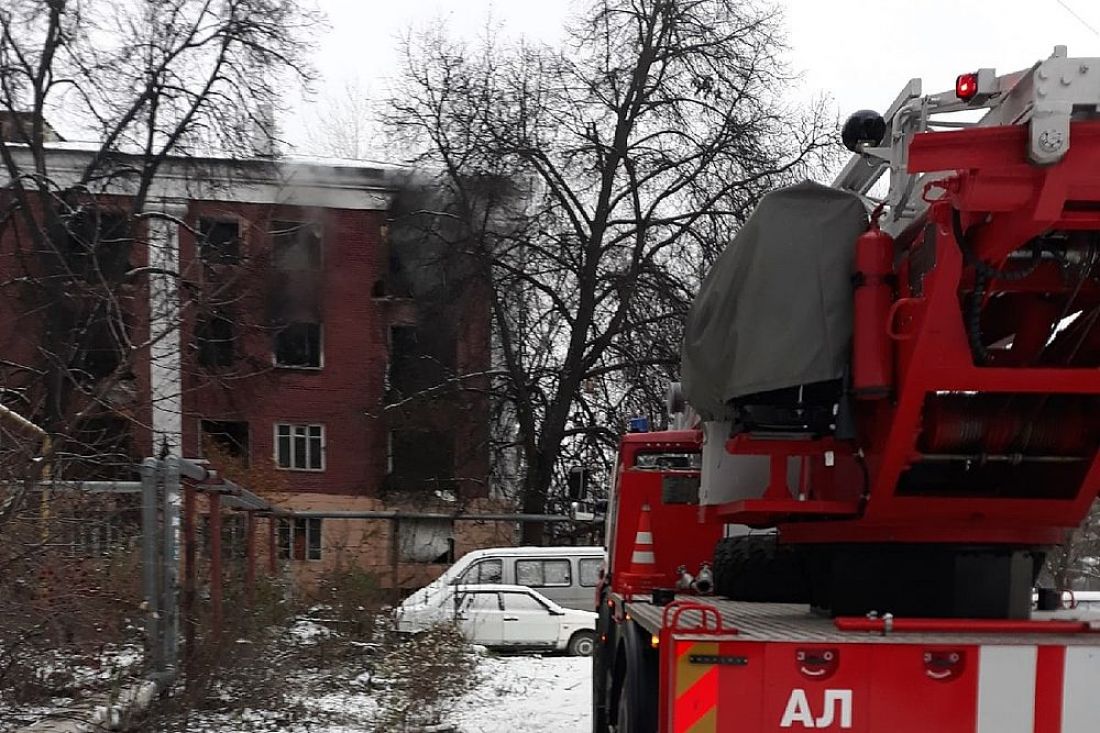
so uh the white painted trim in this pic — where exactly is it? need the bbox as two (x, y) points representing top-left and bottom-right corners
(976, 646), (1036, 733)
(2, 147), (398, 211)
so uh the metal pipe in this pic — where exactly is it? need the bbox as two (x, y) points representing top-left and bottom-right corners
(390, 517), (400, 605)
(268, 516), (277, 574)
(182, 478), (197, 687)
(245, 511), (256, 607)
(139, 459), (162, 675)
(22, 480), (144, 493)
(289, 510), (575, 522)
(175, 457), (210, 482)
(835, 616), (1097, 634)
(919, 453), (1085, 464)
(161, 457), (181, 676)
(209, 492), (223, 638)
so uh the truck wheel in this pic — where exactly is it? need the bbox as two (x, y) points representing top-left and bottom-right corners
(569, 631), (597, 657)
(615, 624), (657, 733)
(592, 599), (614, 733)
(714, 534), (811, 603)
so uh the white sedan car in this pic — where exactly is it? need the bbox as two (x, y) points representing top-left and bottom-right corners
(396, 583), (598, 656)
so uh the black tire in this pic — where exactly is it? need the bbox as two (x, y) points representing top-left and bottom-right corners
(614, 623), (657, 733)
(714, 534), (811, 603)
(592, 594), (614, 732)
(569, 630), (597, 657)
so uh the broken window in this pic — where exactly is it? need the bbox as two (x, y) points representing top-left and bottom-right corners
(200, 420), (249, 462)
(201, 514), (248, 561)
(387, 429), (455, 492)
(198, 218), (241, 264)
(68, 416), (133, 479)
(275, 423), (324, 471)
(64, 209), (132, 282)
(274, 322), (322, 368)
(387, 323), (455, 396)
(278, 517), (322, 561)
(80, 317), (122, 380)
(398, 518), (455, 564)
(271, 220), (322, 271)
(197, 312), (236, 367)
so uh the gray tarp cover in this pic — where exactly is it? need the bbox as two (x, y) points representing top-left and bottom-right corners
(681, 180), (868, 420)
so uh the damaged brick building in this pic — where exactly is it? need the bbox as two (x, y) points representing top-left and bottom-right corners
(0, 135), (514, 593)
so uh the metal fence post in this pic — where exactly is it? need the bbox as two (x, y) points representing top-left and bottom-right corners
(268, 516), (277, 575)
(161, 457), (181, 676)
(245, 511), (256, 607)
(140, 458), (162, 675)
(182, 477), (197, 686)
(209, 492), (223, 637)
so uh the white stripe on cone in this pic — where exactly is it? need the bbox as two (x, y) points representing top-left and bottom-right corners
(635, 531), (653, 544)
(632, 551), (656, 564)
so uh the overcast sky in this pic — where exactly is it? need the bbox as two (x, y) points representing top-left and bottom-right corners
(283, 0), (1100, 155)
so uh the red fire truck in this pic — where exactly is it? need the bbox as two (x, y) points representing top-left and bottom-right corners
(594, 47), (1100, 733)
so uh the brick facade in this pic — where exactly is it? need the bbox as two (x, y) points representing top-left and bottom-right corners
(0, 153), (505, 593)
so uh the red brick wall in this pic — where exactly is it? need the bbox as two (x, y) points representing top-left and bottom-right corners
(178, 200), (492, 499)
(0, 193), (492, 500)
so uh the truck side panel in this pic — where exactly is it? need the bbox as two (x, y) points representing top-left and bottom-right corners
(664, 637), (1099, 732)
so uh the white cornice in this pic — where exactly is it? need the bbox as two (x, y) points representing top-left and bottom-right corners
(1, 146), (404, 211)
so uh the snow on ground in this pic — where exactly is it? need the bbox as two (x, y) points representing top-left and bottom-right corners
(180, 641), (590, 733)
(183, 651), (590, 733)
(449, 654), (591, 733)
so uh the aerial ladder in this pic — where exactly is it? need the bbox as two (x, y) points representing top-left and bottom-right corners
(593, 47), (1100, 733)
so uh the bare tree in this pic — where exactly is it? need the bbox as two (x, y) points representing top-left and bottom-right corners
(0, 1), (320, 696)
(0, 0), (319, 507)
(1046, 502), (1100, 592)
(309, 77), (378, 160)
(386, 0), (835, 540)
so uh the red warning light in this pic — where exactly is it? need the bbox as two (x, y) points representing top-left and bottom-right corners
(955, 73), (979, 101)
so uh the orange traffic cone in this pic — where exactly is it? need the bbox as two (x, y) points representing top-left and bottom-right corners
(620, 504), (665, 592)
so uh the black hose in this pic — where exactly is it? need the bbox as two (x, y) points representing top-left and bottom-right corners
(966, 270), (992, 365)
(951, 209), (1045, 364)
(951, 208), (1043, 281)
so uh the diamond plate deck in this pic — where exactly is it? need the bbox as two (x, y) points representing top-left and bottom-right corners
(622, 595), (1100, 646)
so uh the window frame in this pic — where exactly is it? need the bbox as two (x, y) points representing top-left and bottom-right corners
(501, 590), (551, 613)
(273, 423), (326, 472)
(459, 591), (503, 613)
(579, 557), (603, 588)
(271, 219), (323, 271)
(197, 217), (242, 264)
(273, 321), (324, 370)
(515, 558), (573, 588)
(277, 516), (323, 561)
(198, 419), (250, 464)
(456, 558), (503, 585)
(196, 311), (237, 368)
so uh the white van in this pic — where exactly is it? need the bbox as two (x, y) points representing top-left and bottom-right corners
(400, 546), (605, 612)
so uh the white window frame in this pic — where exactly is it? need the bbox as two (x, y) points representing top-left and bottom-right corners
(274, 423), (326, 472)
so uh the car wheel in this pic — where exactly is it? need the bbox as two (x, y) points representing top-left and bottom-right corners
(568, 630), (597, 657)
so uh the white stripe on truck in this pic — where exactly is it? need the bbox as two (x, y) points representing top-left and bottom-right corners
(1062, 647), (1100, 733)
(976, 646), (1036, 733)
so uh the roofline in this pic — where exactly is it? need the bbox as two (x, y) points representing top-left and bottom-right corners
(0, 144), (404, 211)
(459, 545), (604, 558)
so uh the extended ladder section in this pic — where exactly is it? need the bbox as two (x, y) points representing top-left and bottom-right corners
(834, 45), (1100, 235)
